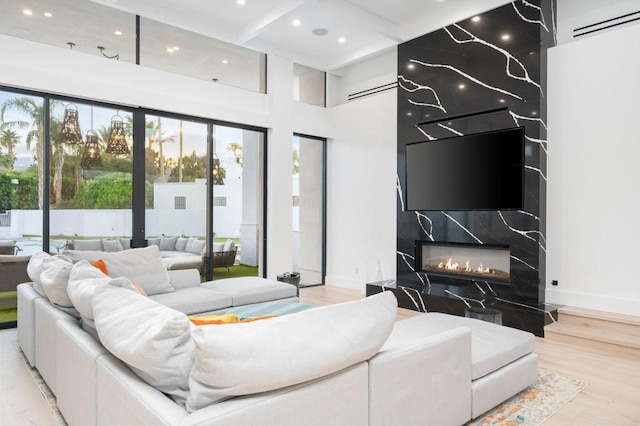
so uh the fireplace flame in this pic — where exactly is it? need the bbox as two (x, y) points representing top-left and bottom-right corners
(437, 258), (491, 274)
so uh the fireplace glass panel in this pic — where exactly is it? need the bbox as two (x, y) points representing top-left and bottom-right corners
(417, 241), (510, 284)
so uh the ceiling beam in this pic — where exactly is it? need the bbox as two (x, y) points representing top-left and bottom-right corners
(333, 0), (403, 42)
(237, 0), (305, 44)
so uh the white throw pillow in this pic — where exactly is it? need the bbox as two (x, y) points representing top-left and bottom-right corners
(175, 237), (189, 252)
(92, 285), (195, 406)
(159, 236), (178, 251)
(26, 251), (75, 307)
(118, 238), (131, 250)
(64, 246), (174, 295)
(147, 237), (160, 247)
(188, 239), (206, 255)
(102, 239), (123, 252)
(223, 239), (235, 252)
(212, 242), (224, 253)
(66, 260), (138, 321)
(185, 291), (397, 412)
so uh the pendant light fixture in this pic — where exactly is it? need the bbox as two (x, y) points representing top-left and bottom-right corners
(105, 113), (130, 155)
(80, 107), (103, 168)
(59, 104), (83, 144)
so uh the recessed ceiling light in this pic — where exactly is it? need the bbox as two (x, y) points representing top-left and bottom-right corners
(167, 48), (174, 53)
(458, 84), (465, 89)
(499, 99), (506, 103)
(407, 63), (415, 70)
(222, 59), (229, 64)
(292, 19), (301, 27)
(407, 112), (413, 116)
(471, 16), (480, 22)
(167, 47), (179, 53)
(338, 37), (346, 44)
(501, 34), (511, 41)
(237, 0), (246, 5)
(44, 12), (52, 18)
(173, 46), (179, 51)
(114, 30), (122, 36)
(23, 9), (33, 16)
(312, 28), (329, 36)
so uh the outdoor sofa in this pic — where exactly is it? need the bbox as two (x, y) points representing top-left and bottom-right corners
(16, 245), (537, 425)
(66, 235), (237, 271)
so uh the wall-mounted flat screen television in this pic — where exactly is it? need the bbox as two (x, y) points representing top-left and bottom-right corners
(405, 127), (525, 211)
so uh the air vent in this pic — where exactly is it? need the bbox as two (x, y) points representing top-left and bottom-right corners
(573, 10), (640, 38)
(347, 82), (397, 101)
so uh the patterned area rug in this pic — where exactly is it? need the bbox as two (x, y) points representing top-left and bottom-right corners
(468, 370), (588, 425)
(12, 341), (68, 426)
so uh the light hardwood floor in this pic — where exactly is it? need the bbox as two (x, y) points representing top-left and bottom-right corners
(1, 285), (639, 425)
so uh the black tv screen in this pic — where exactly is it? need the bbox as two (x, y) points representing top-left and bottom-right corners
(405, 127), (524, 211)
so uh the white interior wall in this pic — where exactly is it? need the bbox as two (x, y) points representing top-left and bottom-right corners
(556, 0), (640, 45)
(326, 89), (397, 291)
(546, 22), (640, 315)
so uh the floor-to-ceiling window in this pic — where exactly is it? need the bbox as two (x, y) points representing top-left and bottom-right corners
(210, 124), (264, 280)
(144, 113), (208, 260)
(0, 89), (45, 328)
(0, 85), (268, 328)
(292, 134), (326, 286)
(49, 101), (133, 252)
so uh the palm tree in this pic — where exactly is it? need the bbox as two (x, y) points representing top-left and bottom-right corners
(146, 117), (175, 182)
(0, 97), (45, 208)
(0, 128), (21, 170)
(226, 141), (243, 166)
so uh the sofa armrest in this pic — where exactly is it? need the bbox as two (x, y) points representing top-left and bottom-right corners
(17, 282), (43, 367)
(369, 326), (472, 426)
(97, 355), (188, 426)
(167, 269), (202, 290)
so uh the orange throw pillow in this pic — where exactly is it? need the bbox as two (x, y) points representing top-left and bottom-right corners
(133, 282), (148, 297)
(91, 259), (108, 275)
(189, 314), (276, 326)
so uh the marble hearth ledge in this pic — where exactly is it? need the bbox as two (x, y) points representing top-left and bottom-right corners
(366, 280), (559, 337)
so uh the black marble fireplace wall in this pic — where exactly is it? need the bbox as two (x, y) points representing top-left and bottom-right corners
(396, 1), (556, 330)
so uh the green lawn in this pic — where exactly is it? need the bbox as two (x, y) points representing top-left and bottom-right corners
(209, 264), (258, 280)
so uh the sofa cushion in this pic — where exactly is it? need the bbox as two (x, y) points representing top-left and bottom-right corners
(67, 260), (138, 322)
(186, 238), (206, 255)
(185, 291), (397, 411)
(118, 238), (131, 250)
(201, 277), (297, 306)
(149, 287), (232, 315)
(212, 242), (225, 253)
(101, 239), (123, 252)
(26, 251), (75, 307)
(163, 255), (203, 271)
(175, 237), (189, 251)
(73, 239), (103, 251)
(92, 285), (195, 407)
(159, 236), (178, 251)
(147, 237), (160, 247)
(384, 313), (535, 380)
(64, 246), (174, 295)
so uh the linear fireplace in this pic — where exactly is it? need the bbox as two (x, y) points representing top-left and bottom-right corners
(416, 241), (511, 285)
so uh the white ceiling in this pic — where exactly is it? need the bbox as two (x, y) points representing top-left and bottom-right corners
(90, 0), (513, 72)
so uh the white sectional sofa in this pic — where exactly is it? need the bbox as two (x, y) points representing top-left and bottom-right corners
(16, 246), (538, 425)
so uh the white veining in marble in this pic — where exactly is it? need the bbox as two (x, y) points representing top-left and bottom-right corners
(398, 75), (447, 112)
(410, 59), (523, 100)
